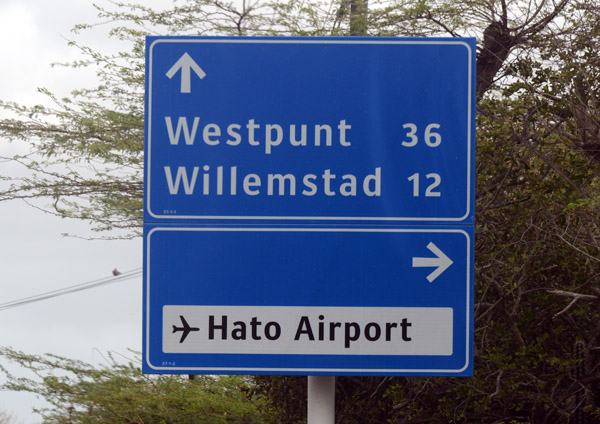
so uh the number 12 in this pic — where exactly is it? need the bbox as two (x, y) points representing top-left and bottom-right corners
(407, 173), (441, 197)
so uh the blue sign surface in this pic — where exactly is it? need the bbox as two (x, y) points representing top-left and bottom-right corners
(144, 37), (475, 224)
(143, 226), (473, 375)
(143, 36), (476, 376)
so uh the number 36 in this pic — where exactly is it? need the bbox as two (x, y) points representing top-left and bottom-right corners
(400, 123), (442, 147)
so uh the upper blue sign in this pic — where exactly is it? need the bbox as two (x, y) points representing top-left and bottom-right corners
(145, 37), (475, 223)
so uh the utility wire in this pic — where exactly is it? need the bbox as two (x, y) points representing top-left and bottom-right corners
(0, 268), (142, 311)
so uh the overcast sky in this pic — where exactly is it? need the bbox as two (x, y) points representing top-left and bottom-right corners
(0, 1), (146, 422)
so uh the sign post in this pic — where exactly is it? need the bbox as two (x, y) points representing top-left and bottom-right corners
(143, 37), (475, 379)
(308, 376), (335, 424)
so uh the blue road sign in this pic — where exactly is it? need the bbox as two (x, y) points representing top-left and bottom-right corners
(143, 36), (476, 376)
(144, 37), (476, 224)
(143, 226), (473, 376)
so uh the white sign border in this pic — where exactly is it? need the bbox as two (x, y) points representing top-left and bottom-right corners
(145, 38), (474, 223)
(144, 226), (472, 374)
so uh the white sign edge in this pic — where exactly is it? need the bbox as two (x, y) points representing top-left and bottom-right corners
(143, 226), (472, 374)
(145, 38), (474, 223)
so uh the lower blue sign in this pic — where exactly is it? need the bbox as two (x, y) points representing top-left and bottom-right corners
(143, 226), (473, 375)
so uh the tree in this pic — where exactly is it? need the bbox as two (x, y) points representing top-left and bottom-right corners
(2, 0), (600, 422)
(0, 348), (275, 423)
(0, 0), (583, 234)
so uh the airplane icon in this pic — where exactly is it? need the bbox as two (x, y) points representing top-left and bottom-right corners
(172, 315), (200, 343)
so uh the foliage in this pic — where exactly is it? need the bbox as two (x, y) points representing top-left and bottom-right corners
(0, 0), (585, 235)
(0, 348), (275, 423)
(1, 0), (600, 422)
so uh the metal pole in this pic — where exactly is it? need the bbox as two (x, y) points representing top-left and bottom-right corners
(307, 375), (335, 424)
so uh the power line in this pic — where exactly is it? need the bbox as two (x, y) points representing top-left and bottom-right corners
(0, 268), (142, 311)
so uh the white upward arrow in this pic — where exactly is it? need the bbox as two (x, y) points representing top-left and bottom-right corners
(166, 52), (206, 94)
(412, 242), (453, 283)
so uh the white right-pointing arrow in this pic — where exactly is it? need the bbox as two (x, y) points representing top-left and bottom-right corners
(412, 242), (453, 283)
(166, 52), (206, 94)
